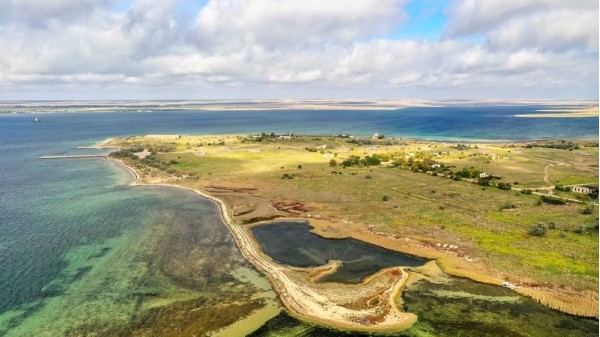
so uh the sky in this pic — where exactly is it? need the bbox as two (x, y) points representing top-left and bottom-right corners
(0, 0), (598, 100)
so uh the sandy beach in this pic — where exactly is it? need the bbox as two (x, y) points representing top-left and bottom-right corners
(516, 106), (599, 118)
(103, 131), (598, 322)
(109, 157), (420, 332)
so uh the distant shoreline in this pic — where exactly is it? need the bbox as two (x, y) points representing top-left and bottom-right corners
(1, 99), (598, 114)
(516, 106), (599, 118)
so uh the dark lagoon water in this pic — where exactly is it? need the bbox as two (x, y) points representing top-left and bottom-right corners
(0, 106), (597, 336)
(250, 221), (599, 336)
(251, 221), (427, 283)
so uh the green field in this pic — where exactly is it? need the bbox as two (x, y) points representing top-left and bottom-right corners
(110, 135), (599, 296)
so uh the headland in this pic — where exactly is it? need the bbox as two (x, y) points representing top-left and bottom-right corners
(102, 133), (598, 329)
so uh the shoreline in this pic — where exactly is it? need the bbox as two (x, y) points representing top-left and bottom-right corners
(107, 157), (599, 322)
(516, 107), (599, 118)
(102, 132), (598, 321)
(107, 157), (420, 332)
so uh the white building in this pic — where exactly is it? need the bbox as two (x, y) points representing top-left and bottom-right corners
(480, 172), (489, 178)
(572, 186), (593, 194)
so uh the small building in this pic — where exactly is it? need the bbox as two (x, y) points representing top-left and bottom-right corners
(480, 172), (489, 178)
(278, 134), (293, 139)
(372, 133), (379, 139)
(572, 186), (593, 194)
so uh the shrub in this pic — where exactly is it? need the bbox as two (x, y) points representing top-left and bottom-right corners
(169, 159), (178, 164)
(342, 156), (361, 167)
(500, 202), (516, 210)
(477, 177), (491, 186)
(528, 223), (548, 237)
(365, 174), (373, 179)
(281, 173), (294, 179)
(497, 182), (512, 190)
(110, 150), (133, 158)
(582, 206), (594, 214)
(297, 165), (302, 169)
(382, 195), (389, 201)
(360, 155), (382, 166)
(573, 225), (587, 234)
(329, 159), (337, 167)
(540, 195), (566, 205)
(521, 189), (533, 195)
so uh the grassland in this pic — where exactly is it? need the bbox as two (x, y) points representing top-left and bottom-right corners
(108, 134), (599, 318)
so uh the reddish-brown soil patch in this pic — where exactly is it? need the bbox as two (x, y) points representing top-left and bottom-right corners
(390, 270), (401, 277)
(272, 201), (310, 214)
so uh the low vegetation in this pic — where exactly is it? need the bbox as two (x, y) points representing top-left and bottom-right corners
(108, 134), (599, 315)
(526, 140), (581, 151)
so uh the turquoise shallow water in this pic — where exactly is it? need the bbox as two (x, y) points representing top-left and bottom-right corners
(0, 106), (597, 336)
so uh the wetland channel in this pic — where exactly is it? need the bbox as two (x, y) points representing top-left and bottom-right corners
(250, 221), (599, 337)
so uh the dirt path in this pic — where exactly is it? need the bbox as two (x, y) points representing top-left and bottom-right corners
(543, 164), (555, 194)
(110, 158), (419, 332)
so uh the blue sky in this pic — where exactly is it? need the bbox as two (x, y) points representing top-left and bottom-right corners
(390, 0), (449, 40)
(0, 0), (597, 100)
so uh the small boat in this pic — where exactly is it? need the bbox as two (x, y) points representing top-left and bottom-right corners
(33, 117), (40, 122)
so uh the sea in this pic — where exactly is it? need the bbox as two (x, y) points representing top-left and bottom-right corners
(0, 105), (598, 337)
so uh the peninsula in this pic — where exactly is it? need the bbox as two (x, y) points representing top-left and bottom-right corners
(106, 134), (599, 330)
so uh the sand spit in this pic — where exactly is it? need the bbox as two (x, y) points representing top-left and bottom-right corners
(109, 158), (418, 332)
(516, 106), (599, 118)
(108, 155), (599, 321)
(98, 133), (598, 320)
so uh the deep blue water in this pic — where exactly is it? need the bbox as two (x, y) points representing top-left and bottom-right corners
(1, 106), (598, 146)
(0, 106), (597, 335)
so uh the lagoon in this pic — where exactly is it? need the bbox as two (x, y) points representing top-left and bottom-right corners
(251, 221), (427, 283)
(0, 105), (597, 336)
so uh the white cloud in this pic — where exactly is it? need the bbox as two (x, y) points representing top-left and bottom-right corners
(445, 0), (597, 36)
(487, 9), (598, 51)
(0, 0), (115, 23)
(0, 0), (597, 99)
(194, 0), (407, 51)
